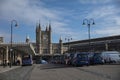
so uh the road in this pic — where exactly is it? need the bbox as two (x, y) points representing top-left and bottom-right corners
(29, 64), (120, 80)
(0, 64), (120, 80)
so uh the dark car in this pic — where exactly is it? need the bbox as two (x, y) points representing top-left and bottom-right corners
(88, 52), (95, 65)
(72, 52), (90, 66)
(67, 53), (75, 65)
(93, 53), (104, 64)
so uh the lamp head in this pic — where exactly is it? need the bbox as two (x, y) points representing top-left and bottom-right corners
(65, 38), (67, 40)
(15, 23), (18, 27)
(92, 21), (95, 25)
(82, 22), (85, 25)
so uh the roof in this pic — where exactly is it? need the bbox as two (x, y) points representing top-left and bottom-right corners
(63, 35), (120, 45)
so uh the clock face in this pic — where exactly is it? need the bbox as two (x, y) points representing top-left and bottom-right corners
(43, 35), (47, 40)
(43, 34), (48, 40)
(42, 34), (48, 45)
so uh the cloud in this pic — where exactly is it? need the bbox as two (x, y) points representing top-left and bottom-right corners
(87, 5), (120, 37)
(0, 0), (59, 23)
(95, 26), (120, 36)
(0, 0), (78, 42)
(78, 0), (111, 4)
(114, 0), (120, 7)
(51, 21), (81, 41)
(1, 0), (120, 42)
(87, 5), (118, 19)
(96, 15), (120, 36)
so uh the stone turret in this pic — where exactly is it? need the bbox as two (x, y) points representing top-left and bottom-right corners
(48, 23), (52, 54)
(46, 25), (49, 31)
(59, 36), (63, 54)
(26, 35), (30, 43)
(36, 22), (42, 54)
(0, 37), (3, 43)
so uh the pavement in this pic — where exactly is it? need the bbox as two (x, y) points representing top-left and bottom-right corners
(0, 66), (20, 73)
(0, 65), (34, 80)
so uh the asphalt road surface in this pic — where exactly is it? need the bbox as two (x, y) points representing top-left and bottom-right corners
(29, 64), (120, 80)
(0, 64), (120, 80)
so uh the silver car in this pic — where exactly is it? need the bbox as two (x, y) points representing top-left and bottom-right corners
(101, 51), (120, 64)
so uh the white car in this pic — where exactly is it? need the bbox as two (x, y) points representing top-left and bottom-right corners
(101, 51), (120, 63)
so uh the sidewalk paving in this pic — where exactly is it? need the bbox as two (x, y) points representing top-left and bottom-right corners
(0, 66), (20, 73)
(0, 66), (33, 80)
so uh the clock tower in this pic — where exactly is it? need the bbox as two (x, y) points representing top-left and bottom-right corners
(36, 23), (52, 55)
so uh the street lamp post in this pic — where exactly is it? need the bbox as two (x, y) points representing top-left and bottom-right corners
(65, 35), (72, 53)
(10, 20), (18, 68)
(82, 19), (95, 52)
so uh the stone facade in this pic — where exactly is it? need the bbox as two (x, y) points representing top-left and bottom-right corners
(35, 23), (63, 55)
(0, 37), (3, 43)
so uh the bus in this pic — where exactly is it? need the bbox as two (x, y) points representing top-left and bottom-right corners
(22, 54), (33, 66)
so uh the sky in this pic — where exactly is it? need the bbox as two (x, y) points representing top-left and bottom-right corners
(0, 0), (120, 43)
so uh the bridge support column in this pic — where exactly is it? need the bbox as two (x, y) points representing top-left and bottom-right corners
(13, 50), (16, 65)
(105, 43), (108, 51)
(6, 46), (9, 65)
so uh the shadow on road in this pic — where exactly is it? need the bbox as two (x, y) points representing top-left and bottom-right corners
(75, 67), (112, 79)
(39, 64), (73, 70)
(39, 63), (120, 70)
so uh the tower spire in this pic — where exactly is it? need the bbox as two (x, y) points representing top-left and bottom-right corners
(36, 22), (39, 32)
(38, 20), (41, 30)
(26, 35), (30, 43)
(36, 20), (41, 32)
(49, 21), (51, 31)
(59, 36), (62, 42)
(46, 25), (49, 31)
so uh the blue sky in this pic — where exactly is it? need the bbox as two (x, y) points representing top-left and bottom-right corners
(0, 0), (120, 43)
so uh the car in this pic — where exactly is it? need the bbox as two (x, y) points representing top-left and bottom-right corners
(51, 56), (61, 64)
(59, 55), (66, 64)
(22, 55), (33, 66)
(88, 52), (95, 65)
(93, 53), (104, 64)
(67, 53), (75, 65)
(41, 60), (48, 64)
(101, 51), (120, 64)
(72, 52), (90, 66)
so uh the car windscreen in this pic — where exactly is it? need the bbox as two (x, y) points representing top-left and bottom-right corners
(108, 53), (120, 58)
(77, 54), (88, 60)
(93, 53), (101, 58)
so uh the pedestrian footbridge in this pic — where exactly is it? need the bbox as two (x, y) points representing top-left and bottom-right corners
(0, 42), (36, 55)
(0, 42), (36, 65)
